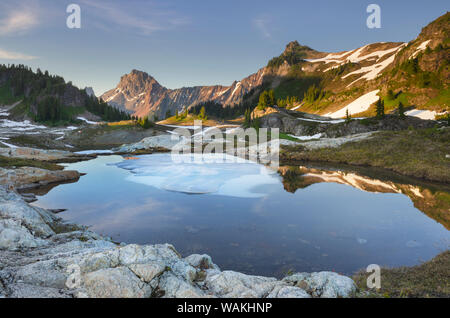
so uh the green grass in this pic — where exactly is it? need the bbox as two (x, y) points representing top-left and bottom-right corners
(0, 155), (64, 171)
(383, 92), (411, 112)
(426, 87), (450, 108)
(272, 76), (321, 101)
(281, 127), (450, 183)
(354, 251), (450, 298)
(279, 133), (300, 142)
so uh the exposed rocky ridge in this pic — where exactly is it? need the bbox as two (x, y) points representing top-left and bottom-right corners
(0, 186), (356, 298)
(101, 68), (267, 119)
(102, 13), (449, 119)
(100, 42), (320, 119)
(256, 107), (439, 137)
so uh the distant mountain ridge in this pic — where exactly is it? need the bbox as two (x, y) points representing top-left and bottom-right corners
(101, 68), (268, 119)
(102, 12), (449, 119)
(100, 42), (321, 119)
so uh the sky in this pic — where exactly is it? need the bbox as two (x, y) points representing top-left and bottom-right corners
(0, 0), (448, 95)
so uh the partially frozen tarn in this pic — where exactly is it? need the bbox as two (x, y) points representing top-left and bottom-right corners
(114, 153), (280, 198)
(405, 109), (438, 120)
(326, 90), (380, 119)
(288, 133), (323, 141)
(75, 149), (114, 155)
(77, 117), (98, 125)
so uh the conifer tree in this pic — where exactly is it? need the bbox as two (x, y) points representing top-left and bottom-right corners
(376, 99), (385, 119)
(398, 102), (405, 119)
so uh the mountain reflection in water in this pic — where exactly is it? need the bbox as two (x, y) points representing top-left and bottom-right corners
(27, 155), (450, 277)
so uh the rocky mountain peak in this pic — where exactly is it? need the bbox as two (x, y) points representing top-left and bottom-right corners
(121, 70), (157, 85)
(283, 41), (316, 56)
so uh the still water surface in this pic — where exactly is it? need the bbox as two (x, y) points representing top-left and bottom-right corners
(30, 154), (450, 277)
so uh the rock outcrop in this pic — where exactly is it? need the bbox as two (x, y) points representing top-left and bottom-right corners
(257, 107), (439, 138)
(0, 167), (80, 190)
(0, 186), (357, 298)
(0, 147), (94, 162)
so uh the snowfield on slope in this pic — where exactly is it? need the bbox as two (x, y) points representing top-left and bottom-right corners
(410, 40), (431, 59)
(326, 90), (380, 119)
(307, 43), (405, 67)
(405, 109), (440, 120)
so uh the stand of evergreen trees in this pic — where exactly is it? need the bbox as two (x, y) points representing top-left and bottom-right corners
(0, 64), (130, 123)
(190, 101), (253, 119)
(86, 96), (131, 122)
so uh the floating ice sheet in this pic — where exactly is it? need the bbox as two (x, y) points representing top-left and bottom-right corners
(113, 153), (280, 198)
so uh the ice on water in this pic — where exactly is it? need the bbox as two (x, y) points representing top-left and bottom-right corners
(114, 153), (280, 198)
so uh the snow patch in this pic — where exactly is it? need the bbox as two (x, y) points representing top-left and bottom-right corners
(327, 90), (380, 119)
(0, 141), (17, 148)
(343, 54), (396, 86)
(288, 133), (323, 141)
(231, 82), (242, 97)
(297, 117), (345, 124)
(0, 119), (46, 130)
(75, 150), (114, 155)
(77, 117), (98, 125)
(410, 40), (431, 59)
(405, 109), (437, 120)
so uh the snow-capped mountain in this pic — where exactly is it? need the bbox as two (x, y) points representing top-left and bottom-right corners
(101, 68), (267, 119)
(102, 12), (449, 119)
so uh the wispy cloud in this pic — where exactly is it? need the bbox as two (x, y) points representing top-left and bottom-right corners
(0, 1), (40, 36)
(0, 48), (37, 60)
(80, 0), (189, 35)
(253, 16), (272, 38)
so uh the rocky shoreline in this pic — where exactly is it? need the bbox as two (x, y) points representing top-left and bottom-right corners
(0, 129), (448, 298)
(0, 144), (358, 298)
(0, 185), (356, 298)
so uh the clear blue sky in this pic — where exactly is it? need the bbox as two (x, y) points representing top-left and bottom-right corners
(0, 0), (448, 95)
